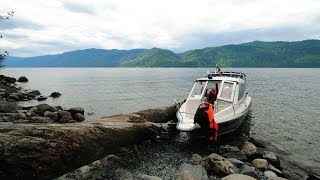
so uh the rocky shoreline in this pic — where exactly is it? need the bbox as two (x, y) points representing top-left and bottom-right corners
(0, 74), (319, 180)
(0, 75), (85, 124)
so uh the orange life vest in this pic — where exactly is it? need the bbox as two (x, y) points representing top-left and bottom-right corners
(207, 104), (219, 141)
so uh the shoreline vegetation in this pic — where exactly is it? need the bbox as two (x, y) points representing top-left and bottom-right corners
(5, 40), (320, 68)
(0, 74), (319, 180)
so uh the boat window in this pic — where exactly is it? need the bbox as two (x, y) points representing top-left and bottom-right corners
(238, 83), (246, 101)
(220, 82), (234, 101)
(206, 81), (220, 103)
(190, 81), (205, 97)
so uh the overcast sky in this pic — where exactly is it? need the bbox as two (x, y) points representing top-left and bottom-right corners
(1, 0), (320, 56)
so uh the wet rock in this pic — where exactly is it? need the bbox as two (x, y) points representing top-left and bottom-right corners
(219, 145), (240, 154)
(242, 142), (262, 160)
(222, 151), (247, 162)
(44, 111), (59, 122)
(8, 94), (19, 101)
(26, 107), (38, 117)
(17, 112), (26, 119)
(5, 77), (16, 83)
(37, 96), (47, 101)
(227, 158), (244, 168)
(74, 113), (85, 122)
(28, 90), (41, 96)
(248, 137), (269, 148)
(177, 163), (208, 180)
(68, 107), (84, 116)
(18, 76), (28, 82)
(58, 111), (73, 123)
(0, 113), (24, 119)
(263, 151), (280, 168)
(191, 154), (202, 165)
(240, 164), (259, 179)
(201, 153), (238, 175)
(0, 99), (19, 113)
(36, 104), (55, 114)
(114, 168), (133, 180)
(55, 106), (63, 111)
(252, 158), (268, 170)
(27, 94), (36, 100)
(268, 164), (282, 176)
(50, 92), (61, 98)
(221, 173), (256, 180)
(264, 170), (278, 179)
(30, 116), (53, 123)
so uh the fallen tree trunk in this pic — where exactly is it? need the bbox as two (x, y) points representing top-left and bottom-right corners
(0, 106), (176, 179)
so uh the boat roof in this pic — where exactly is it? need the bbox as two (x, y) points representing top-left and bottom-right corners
(196, 71), (246, 83)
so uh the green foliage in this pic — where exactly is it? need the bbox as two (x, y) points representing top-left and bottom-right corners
(0, 11), (14, 68)
(120, 40), (320, 67)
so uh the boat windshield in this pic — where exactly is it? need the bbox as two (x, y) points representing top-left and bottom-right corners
(190, 81), (205, 97)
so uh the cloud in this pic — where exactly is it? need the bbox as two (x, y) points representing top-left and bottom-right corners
(1, 0), (320, 56)
(62, 1), (95, 14)
(0, 17), (43, 30)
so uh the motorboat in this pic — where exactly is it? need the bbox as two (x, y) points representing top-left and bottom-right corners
(175, 67), (252, 135)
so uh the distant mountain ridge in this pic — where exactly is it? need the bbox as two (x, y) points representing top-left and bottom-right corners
(5, 49), (146, 67)
(5, 40), (320, 67)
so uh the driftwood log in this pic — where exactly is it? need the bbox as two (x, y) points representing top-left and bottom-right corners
(0, 106), (176, 179)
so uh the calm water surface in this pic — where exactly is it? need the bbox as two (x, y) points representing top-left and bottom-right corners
(2, 68), (320, 172)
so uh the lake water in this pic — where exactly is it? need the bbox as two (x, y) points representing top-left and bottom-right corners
(2, 68), (320, 173)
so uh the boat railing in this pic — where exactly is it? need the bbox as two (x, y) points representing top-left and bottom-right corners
(207, 71), (246, 80)
(215, 96), (248, 114)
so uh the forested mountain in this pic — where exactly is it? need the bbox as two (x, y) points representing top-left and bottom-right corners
(5, 40), (320, 67)
(5, 49), (146, 67)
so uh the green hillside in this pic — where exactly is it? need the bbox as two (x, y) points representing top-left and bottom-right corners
(121, 40), (320, 67)
(119, 48), (181, 67)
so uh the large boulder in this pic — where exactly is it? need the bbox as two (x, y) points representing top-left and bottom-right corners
(36, 104), (55, 114)
(18, 76), (28, 82)
(58, 111), (73, 123)
(74, 113), (85, 122)
(177, 163), (208, 180)
(68, 107), (84, 116)
(252, 158), (268, 171)
(221, 174), (256, 180)
(201, 153), (238, 175)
